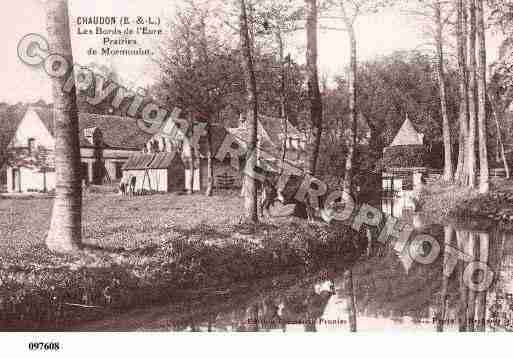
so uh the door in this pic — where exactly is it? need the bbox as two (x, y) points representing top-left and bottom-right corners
(12, 168), (20, 192)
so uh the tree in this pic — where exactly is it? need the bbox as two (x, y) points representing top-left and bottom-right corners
(339, 0), (358, 196)
(399, 0), (454, 181)
(434, 0), (453, 181)
(489, 65), (512, 179)
(466, 0), (477, 189)
(155, 1), (243, 196)
(254, 0), (303, 170)
(239, 0), (259, 223)
(305, 0), (323, 176)
(320, 0), (393, 195)
(45, 0), (83, 253)
(455, 0), (470, 183)
(476, 0), (489, 193)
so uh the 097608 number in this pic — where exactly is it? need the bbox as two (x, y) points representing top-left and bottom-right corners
(28, 342), (60, 351)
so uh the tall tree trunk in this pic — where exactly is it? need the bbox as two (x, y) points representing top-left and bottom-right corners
(435, 0), (453, 182)
(185, 117), (195, 195)
(455, 0), (469, 183)
(239, 0), (258, 223)
(305, 0), (323, 176)
(489, 98), (510, 178)
(476, 0), (489, 193)
(341, 2), (357, 197)
(205, 122), (214, 196)
(277, 29), (289, 170)
(466, 0), (478, 189)
(46, 0), (82, 254)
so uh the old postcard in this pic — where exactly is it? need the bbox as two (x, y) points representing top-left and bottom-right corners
(0, 0), (512, 356)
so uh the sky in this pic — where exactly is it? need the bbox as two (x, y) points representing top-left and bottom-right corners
(0, 0), (505, 104)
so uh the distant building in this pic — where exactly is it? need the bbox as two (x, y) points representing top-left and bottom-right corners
(229, 113), (307, 167)
(122, 152), (185, 193)
(381, 116), (431, 217)
(2, 106), (149, 193)
(124, 113), (304, 193)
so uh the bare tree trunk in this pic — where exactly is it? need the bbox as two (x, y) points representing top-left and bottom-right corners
(205, 122), (214, 196)
(341, 2), (357, 197)
(435, 0), (453, 182)
(305, 0), (323, 176)
(277, 29), (289, 170)
(455, 0), (469, 183)
(476, 0), (489, 193)
(185, 119), (195, 195)
(46, 0), (82, 254)
(489, 98), (510, 178)
(239, 0), (258, 223)
(466, 0), (478, 189)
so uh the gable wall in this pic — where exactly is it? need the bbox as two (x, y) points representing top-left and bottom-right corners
(8, 109), (54, 150)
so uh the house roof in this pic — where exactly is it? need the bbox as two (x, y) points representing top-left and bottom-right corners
(149, 151), (180, 169)
(0, 105), (32, 148)
(76, 112), (152, 149)
(4, 106), (152, 150)
(232, 114), (303, 146)
(227, 114), (303, 162)
(123, 154), (155, 170)
(390, 116), (424, 147)
(123, 151), (181, 170)
(32, 107), (56, 137)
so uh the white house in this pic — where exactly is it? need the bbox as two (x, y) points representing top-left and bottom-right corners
(3, 106), (151, 193)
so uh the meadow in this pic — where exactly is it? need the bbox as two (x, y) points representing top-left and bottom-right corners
(0, 188), (364, 330)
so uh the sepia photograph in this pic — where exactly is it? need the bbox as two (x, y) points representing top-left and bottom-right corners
(0, 0), (512, 356)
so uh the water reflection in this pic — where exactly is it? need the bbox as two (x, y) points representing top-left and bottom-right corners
(154, 222), (513, 333)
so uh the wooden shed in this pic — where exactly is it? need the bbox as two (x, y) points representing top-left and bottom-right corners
(122, 151), (185, 193)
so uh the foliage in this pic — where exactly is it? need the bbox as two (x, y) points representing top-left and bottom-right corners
(381, 145), (429, 168)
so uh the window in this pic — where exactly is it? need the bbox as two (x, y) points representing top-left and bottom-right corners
(28, 138), (35, 154)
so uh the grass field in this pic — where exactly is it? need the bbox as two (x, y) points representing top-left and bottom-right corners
(0, 190), (245, 266)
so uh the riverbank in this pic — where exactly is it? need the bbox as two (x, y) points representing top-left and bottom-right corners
(0, 192), (365, 330)
(419, 177), (513, 228)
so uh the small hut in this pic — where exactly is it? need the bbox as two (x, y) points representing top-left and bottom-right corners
(122, 151), (185, 193)
(382, 116), (429, 192)
(381, 116), (430, 216)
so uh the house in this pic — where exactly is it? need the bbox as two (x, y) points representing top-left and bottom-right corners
(122, 151), (185, 193)
(132, 122), (243, 193)
(124, 113), (304, 194)
(228, 113), (307, 167)
(381, 116), (429, 217)
(3, 105), (150, 193)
